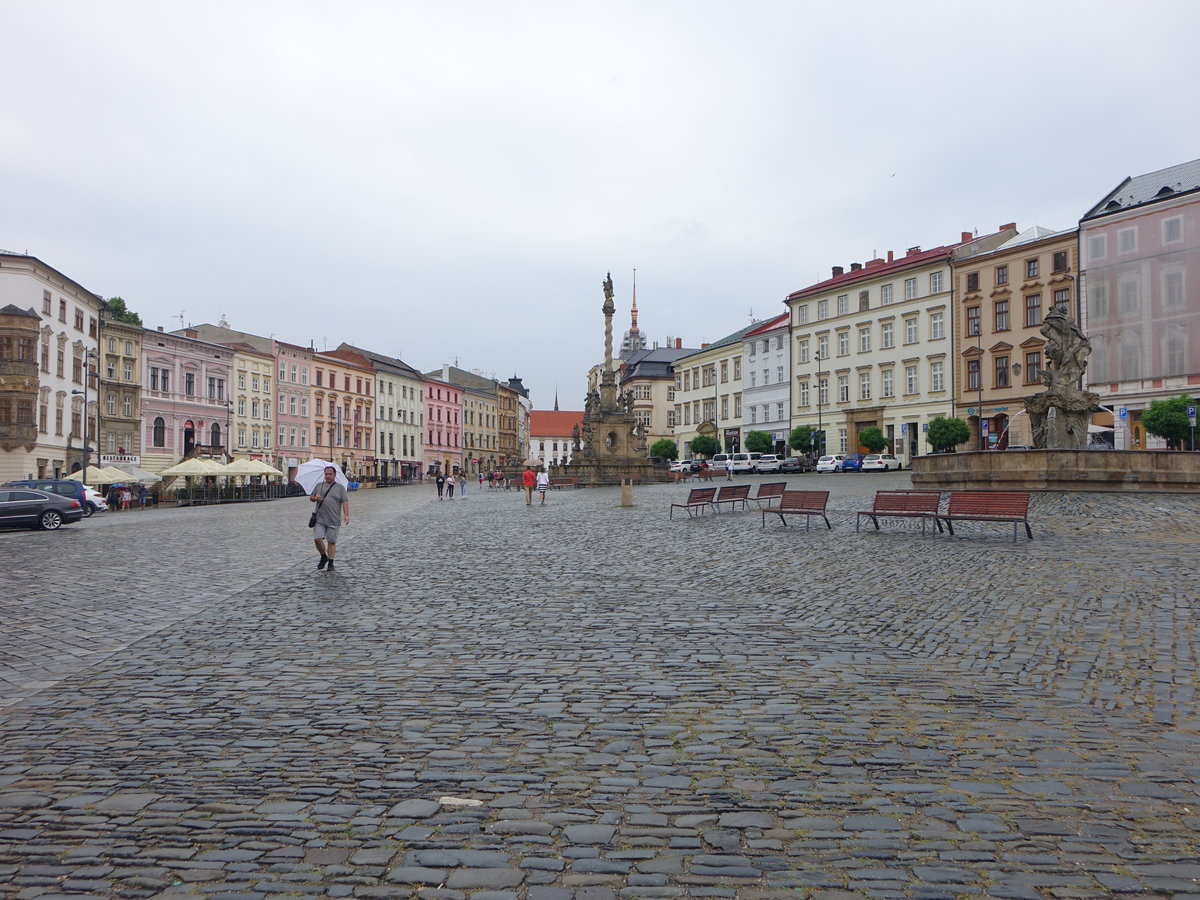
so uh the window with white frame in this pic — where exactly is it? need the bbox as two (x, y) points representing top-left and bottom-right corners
(817, 335), (829, 359)
(278, 395), (286, 414)
(749, 406), (756, 424)
(799, 381), (810, 406)
(905, 278), (917, 300)
(301, 397), (308, 416)
(761, 368), (769, 385)
(238, 398), (246, 416)
(930, 311), (944, 340)
(859, 327), (871, 352)
(882, 368), (894, 397)
(931, 360), (944, 392)
(776, 401), (784, 421)
(905, 365), (918, 394)
(123, 396), (132, 416)
(905, 318), (918, 343)
(838, 428), (847, 453)
(1118, 227), (1137, 254)
(238, 428), (246, 447)
(837, 374), (849, 402)
(798, 339), (809, 363)
(837, 294), (849, 315)
(880, 283), (893, 305)
(777, 365), (784, 383)
(238, 374), (246, 389)
(279, 363), (287, 380)
(1088, 234), (1106, 261)
(749, 371), (757, 387)
(882, 322), (894, 348)
(859, 372), (871, 400)
(798, 304), (809, 324)
(817, 299), (829, 319)
(838, 331), (849, 356)
(1163, 217), (1183, 245)
(818, 377), (828, 405)
(930, 271), (943, 293)
(106, 394), (116, 415)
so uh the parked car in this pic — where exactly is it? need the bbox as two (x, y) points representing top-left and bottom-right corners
(711, 453), (731, 470)
(861, 453), (902, 472)
(4, 478), (99, 517)
(0, 487), (83, 530)
(779, 456), (810, 473)
(730, 452), (756, 473)
(83, 486), (109, 514)
(815, 454), (847, 473)
(1005, 444), (1034, 451)
(841, 453), (867, 472)
(669, 459), (693, 473)
(756, 454), (785, 473)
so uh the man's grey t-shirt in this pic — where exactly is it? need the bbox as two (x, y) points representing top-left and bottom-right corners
(314, 482), (347, 527)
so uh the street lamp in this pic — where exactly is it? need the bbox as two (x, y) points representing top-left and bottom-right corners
(71, 349), (99, 477)
(814, 349), (827, 458)
(976, 336), (985, 451)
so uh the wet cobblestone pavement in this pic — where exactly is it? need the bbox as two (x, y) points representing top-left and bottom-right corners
(1, 474), (1198, 899)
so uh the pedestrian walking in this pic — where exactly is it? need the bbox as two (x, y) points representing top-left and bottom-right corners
(310, 465), (350, 572)
(725, 456), (734, 481)
(120, 486), (132, 510)
(536, 469), (550, 504)
(521, 466), (536, 506)
(435, 471), (445, 499)
(478, 472), (484, 490)
(446, 472), (455, 499)
(138, 484), (148, 509)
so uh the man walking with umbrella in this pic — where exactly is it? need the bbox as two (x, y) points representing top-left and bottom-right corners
(310, 465), (350, 572)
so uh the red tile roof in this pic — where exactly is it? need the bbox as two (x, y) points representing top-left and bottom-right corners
(530, 410), (584, 436)
(785, 240), (967, 302)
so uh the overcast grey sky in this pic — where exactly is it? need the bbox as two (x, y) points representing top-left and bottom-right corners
(3, 1), (1198, 407)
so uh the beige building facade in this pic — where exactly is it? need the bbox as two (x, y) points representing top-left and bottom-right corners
(952, 226), (1079, 449)
(672, 323), (759, 457)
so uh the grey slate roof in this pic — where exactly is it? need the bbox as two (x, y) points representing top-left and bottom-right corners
(0, 304), (41, 319)
(1082, 158), (1200, 221)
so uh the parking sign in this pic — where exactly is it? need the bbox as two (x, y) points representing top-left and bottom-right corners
(1119, 407), (1128, 419)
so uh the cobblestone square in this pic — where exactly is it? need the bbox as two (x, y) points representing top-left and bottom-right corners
(1, 475), (1197, 899)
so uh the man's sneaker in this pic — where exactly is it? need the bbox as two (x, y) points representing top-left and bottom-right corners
(326, 561), (335, 572)
(317, 555), (328, 570)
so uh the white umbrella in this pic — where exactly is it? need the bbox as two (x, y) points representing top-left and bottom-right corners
(223, 458), (283, 476)
(160, 457), (226, 476)
(294, 459), (349, 494)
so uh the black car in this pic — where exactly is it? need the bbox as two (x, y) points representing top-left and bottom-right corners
(0, 487), (83, 530)
(779, 457), (811, 473)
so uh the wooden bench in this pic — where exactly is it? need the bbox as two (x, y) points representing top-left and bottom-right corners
(856, 490), (943, 535)
(712, 484), (751, 513)
(550, 477), (582, 490)
(939, 491), (1033, 542)
(671, 470), (692, 483)
(669, 487), (717, 518)
(762, 489), (831, 530)
(752, 481), (788, 509)
(694, 467), (717, 481)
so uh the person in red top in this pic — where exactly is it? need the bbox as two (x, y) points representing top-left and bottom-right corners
(521, 466), (536, 506)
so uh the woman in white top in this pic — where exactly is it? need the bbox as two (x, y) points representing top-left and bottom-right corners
(535, 469), (550, 504)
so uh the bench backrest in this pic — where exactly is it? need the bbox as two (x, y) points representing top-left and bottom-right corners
(780, 489), (829, 511)
(716, 484), (751, 501)
(685, 488), (718, 504)
(755, 482), (787, 499)
(872, 490), (941, 514)
(946, 491), (1029, 517)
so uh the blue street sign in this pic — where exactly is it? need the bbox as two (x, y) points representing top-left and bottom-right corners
(922, 423), (929, 432)
(1188, 406), (1197, 418)
(1119, 407), (1128, 419)
(981, 420), (989, 433)
(900, 423), (907, 435)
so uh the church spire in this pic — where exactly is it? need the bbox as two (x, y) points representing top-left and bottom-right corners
(630, 267), (639, 334)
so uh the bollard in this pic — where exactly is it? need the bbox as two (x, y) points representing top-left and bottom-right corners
(620, 476), (633, 508)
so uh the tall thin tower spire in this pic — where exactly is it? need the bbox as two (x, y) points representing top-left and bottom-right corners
(630, 267), (640, 335)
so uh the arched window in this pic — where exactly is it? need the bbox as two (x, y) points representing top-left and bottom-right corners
(152, 416), (166, 447)
(211, 423), (222, 447)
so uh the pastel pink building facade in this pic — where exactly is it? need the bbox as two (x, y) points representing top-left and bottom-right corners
(275, 342), (312, 478)
(1080, 159), (1200, 449)
(423, 377), (462, 474)
(140, 327), (234, 474)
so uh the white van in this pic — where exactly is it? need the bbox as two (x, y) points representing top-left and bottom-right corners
(711, 453), (731, 469)
(731, 452), (755, 473)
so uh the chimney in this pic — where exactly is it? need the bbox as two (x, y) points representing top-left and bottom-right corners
(906, 246), (921, 256)
(157, 326), (164, 332)
(887, 250), (894, 263)
(999, 222), (1016, 232)
(184, 328), (197, 339)
(676, 338), (682, 349)
(832, 265), (844, 277)
(866, 257), (884, 268)
(962, 231), (972, 242)
(701, 343), (710, 349)
(443, 364), (451, 381)
(850, 262), (862, 272)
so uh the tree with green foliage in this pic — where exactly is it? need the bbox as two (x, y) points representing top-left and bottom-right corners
(926, 416), (970, 453)
(650, 438), (679, 461)
(104, 296), (143, 327)
(857, 426), (887, 453)
(690, 433), (718, 457)
(744, 430), (773, 454)
(789, 425), (823, 456)
(1141, 393), (1195, 450)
